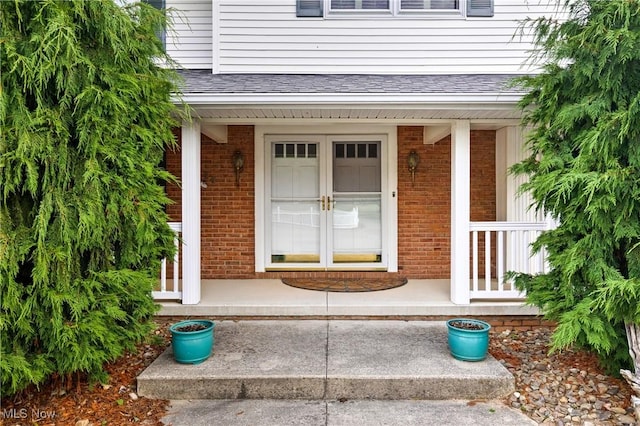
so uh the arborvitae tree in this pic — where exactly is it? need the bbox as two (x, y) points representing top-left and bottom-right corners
(0, 0), (181, 395)
(512, 0), (640, 408)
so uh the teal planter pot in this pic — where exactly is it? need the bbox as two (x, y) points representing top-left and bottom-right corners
(170, 320), (215, 364)
(446, 318), (491, 362)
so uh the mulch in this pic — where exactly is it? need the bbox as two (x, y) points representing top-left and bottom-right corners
(281, 276), (408, 292)
(0, 318), (174, 426)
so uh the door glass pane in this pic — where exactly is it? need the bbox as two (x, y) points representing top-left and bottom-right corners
(331, 140), (382, 264)
(272, 201), (320, 263)
(332, 195), (382, 263)
(271, 143), (320, 264)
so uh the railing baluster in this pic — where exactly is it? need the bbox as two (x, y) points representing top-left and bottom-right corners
(173, 231), (180, 292)
(154, 222), (182, 300)
(497, 230), (504, 292)
(160, 258), (167, 292)
(472, 230), (479, 293)
(510, 229), (516, 275)
(484, 230), (491, 291)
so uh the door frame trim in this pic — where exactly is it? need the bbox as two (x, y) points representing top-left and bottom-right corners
(255, 124), (398, 272)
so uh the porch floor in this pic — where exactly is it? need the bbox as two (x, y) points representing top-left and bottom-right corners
(157, 279), (539, 317)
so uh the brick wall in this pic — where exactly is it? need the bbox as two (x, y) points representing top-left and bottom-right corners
(166, 125), (496, 280)
(201, 126), (255, 278)
(166, 125), (256, 278)
(397, 127), (496, 278)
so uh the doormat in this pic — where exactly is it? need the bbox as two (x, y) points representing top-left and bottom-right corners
(281, 276), (408, 293)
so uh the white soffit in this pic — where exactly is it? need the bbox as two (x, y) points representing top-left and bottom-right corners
(180, 92), (523, 122)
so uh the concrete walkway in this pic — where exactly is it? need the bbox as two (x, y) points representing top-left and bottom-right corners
(161, 399), (536, 425)
(138, 320), (534, 425)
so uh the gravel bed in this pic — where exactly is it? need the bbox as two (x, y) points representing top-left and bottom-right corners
(490, 328), (636, 425)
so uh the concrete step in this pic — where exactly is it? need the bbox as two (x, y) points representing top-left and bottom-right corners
(160, 399), (536, 426)
(137, 320), (514, 401)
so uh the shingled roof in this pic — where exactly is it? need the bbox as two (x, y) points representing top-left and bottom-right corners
(177, 70), (525, 95)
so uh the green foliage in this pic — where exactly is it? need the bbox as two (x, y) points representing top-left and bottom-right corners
(0, 0), (182, 395)
(511, 0), (640, 374)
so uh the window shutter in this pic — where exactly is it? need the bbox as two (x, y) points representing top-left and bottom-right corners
(297, 0), (323, 17)
(467, 0), (493, 17)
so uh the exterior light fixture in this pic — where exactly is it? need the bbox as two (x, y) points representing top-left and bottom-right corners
(232, 150), (244, 187)
(407, 150), (420, 184)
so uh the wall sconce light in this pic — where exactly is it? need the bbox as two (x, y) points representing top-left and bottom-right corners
(232, 150), (244, 187)
(407, 150), (420, 184)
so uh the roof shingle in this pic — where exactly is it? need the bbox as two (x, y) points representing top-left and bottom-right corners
(177, 70), (524, 95)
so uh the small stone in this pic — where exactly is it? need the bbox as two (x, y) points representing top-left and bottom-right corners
(559, 396), (568, 404)
(596, 383), (608, 393)
(618, 414), (636, 424)
(513, 391), (521, 399)
(76, 421), (90, 426)
(129, 392), (139, 401)
(609, 406), (627, 415)
(598, 412), (612, 421)
(102, 384), (111, 390)
(606, 386), (619, 395)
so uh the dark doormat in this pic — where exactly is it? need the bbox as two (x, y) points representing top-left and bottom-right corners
(281, 276), (408, 292)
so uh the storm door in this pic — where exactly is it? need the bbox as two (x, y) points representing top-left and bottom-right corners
(266, 135), (386, 270)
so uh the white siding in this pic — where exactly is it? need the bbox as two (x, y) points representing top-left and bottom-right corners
(214, 0), (561, 74)
(166, 0), (212, 69)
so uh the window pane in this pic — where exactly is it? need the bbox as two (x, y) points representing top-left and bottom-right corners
(346, 144), (356, 158)
(297, 143), (306, 158)
(331, 0), (355, 9)
(362, 0), (389, 9)
(335, 143), (345, 158)
(368, 143), (378, 158)
(331, 0), (389, 9)
(400, 0), (458, 9)
(275, 144), (284, 158)
(308, 144), (317, 158)
(357, 143), (367, 158)
(286, 143), (295, 157)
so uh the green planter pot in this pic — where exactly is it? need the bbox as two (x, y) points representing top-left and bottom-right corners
(169, 320), (215, 364)
(446, 318), (491, 362)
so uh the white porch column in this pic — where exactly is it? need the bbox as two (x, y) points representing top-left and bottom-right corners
(181, 120), (201, 305)
(450, 120), (471, 305)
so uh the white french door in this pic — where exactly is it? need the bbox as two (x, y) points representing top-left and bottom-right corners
(265, 134), (387, 270)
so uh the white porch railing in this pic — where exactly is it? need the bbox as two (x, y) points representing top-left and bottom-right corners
(469, 221), (550, 300)
(154, 221), (182, 300)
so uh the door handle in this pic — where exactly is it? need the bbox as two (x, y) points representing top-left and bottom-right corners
(327, 196), (331, 210)
(321, 196), (325, 211)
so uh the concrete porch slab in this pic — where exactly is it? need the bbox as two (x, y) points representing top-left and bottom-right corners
(137, 320), (514, 401)
(157, 279), (539, 317)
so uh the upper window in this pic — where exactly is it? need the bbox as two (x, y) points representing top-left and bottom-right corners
(297, 0), (492, 18)
(328, 0), (459, 15)
(143, 0), (166, 47)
